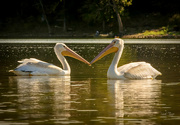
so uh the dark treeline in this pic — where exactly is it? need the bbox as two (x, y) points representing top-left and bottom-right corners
(0, 0), (179, 37)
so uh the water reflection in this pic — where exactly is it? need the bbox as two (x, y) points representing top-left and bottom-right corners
(107, 79), (161, 118)
(9, 76), (71, 121)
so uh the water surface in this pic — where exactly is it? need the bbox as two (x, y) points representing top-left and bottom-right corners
(0, 39), (180, 124)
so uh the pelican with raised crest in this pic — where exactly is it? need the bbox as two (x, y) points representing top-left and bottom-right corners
(90, 38), (162, 79)
(10, 43), (90, 76)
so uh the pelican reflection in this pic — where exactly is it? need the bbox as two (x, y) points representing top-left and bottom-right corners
(107, 79), (161, 118)
(9, 76), (71, 119)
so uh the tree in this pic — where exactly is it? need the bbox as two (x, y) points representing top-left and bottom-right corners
(108, 0), (132, 35)
(81, 0), (132, 35)
(81, 0), (110, 31)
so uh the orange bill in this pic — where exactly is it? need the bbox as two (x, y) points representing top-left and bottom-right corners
(90, 43), (118, 65)
(61, 46), (90, 65)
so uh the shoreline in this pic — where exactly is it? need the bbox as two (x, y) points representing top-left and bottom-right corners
(0, 33), (180, 39)
(0, 37), (180, 44)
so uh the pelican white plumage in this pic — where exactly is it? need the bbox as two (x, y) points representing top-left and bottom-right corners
(10, 43), (90, 76)
(91, 38), (162, 79)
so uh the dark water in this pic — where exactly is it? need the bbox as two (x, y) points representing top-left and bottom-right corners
(0, 41), (180, 125)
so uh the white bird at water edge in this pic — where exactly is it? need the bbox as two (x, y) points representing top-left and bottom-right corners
(10, 43), (90, 76)
(90, 38), (162, 79)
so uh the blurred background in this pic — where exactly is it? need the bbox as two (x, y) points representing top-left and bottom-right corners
(0, 0), (179, 38)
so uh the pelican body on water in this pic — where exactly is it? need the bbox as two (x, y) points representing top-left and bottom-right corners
(91, 38), (161, 79)
(10, 43), (90, 76)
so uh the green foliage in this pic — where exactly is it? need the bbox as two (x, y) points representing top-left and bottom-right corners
(0, 0), (179, 37)
(142, 26), (180, 36)
(143, 27), (168, 36)
(112, 0), (132, 13)
(80, 0), (132, 25)
(81, 0), (112, 24)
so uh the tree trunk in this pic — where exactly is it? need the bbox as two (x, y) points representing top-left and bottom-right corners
(116, 11), (123, 34)
(39, 0), (51, 35)
(112, 0), (123, 35)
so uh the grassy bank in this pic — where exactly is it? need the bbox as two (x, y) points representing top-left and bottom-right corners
(122, 26), (180, 39)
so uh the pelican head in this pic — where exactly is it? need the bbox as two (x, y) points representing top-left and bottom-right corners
(90, 38), (124, 64)
(54, 43), (90, 65)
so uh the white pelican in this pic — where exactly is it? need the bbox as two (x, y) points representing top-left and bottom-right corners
(10, 43), (90, 76)
(90, 38), (162, 79)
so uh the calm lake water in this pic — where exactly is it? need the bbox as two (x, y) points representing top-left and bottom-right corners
(0, 39), (180, 125)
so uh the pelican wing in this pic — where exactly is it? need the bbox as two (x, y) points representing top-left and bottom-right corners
(13, 58), (62, 75)
(118, 62), (161, 79)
